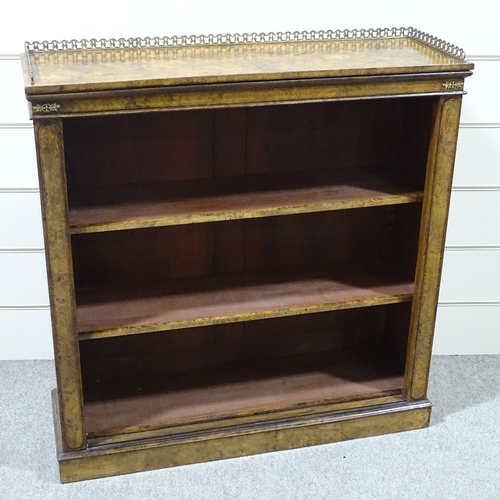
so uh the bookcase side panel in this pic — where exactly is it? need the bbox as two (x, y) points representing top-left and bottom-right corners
(404, 96), (462, 400)
(34, 119), (86, 451)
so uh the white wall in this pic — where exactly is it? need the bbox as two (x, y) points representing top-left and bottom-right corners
(1, 1), (499, 358)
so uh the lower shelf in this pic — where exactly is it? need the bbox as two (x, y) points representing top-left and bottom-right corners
(82, 348), (405, 442)
(54, 391), (432, 483)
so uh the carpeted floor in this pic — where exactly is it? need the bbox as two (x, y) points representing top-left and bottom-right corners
(0, 356), (499, 499)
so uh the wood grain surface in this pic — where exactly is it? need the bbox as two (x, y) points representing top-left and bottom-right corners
(69, 167), (423, 233)
(23, 38), (472, 94)
(77, 263), (414, 339)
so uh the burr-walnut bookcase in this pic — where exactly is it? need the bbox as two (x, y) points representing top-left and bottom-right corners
(21, 28), (473, 482)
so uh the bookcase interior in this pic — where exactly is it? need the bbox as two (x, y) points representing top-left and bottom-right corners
(80, 304), (411, 441)
(63, 96), (435, 231)
(63, 95), (436, 442)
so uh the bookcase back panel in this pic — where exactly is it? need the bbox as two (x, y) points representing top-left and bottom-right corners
(72, 223), (215, 285)
(71, 207), (403, 288)
(80, 307), (387, 387)
(62, 96), (436, 199)
(63, 110), (215, 189)
(246, 99), (403, 174)
(82, 300), (412, 379)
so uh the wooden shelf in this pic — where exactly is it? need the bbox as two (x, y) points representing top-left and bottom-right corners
(69, 168), (423, 234)
(82, 348), (405, 440)
(77, 263), (414, 340)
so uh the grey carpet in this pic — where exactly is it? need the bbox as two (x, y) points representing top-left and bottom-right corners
(0, 356), (499, 499)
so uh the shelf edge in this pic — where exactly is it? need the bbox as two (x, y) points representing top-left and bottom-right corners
(79, 293), (413, 340)
(70, 193), (424, 235)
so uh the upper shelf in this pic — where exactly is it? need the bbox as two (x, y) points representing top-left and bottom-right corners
(22, 28), (473, 95)
(69, 167), (423, 234)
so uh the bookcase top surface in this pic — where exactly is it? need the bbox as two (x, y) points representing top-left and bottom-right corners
(22, 29), (473, 95)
